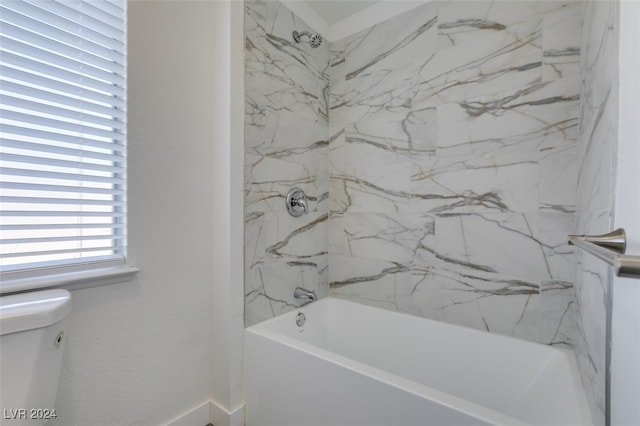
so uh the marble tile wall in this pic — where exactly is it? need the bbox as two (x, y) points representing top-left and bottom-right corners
(244, 0), (587, 351)
(574, 1), (618, 424)
(244, 0), (329, 326)
(244, 1), (614, 420)
(329, 1), (582, 346)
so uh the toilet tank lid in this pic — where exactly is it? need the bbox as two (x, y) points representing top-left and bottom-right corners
(0, 289), (72, 336)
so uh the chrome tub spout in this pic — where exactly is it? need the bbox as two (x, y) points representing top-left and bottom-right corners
(294, 287), (317, 304)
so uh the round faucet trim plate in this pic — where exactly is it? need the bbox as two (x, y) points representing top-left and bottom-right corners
(286, 187), (309, 217)
(296, 312), (306, 327)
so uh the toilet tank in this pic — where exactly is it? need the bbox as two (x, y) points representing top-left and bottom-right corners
(0, 289), (72, 425)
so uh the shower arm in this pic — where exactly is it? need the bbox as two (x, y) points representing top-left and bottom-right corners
(292, 30), (312, 43)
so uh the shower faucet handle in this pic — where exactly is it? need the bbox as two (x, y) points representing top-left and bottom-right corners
(286, 187), (308, 217)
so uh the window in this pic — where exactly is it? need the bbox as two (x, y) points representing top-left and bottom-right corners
(0, 0), (128, 283)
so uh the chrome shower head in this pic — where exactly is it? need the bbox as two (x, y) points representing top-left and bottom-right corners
(309, 33), (322, 48)
(293, 30), (322, 48)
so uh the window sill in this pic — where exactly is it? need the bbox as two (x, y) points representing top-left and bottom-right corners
(0, 266), (140, 295)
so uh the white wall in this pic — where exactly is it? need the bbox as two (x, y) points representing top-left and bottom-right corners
(49, 2), (244, 425)
(611, 2), (640, 424)
(210, 0), (246, 423)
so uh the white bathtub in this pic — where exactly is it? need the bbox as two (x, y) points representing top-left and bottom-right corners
(245, 297), (592, 426)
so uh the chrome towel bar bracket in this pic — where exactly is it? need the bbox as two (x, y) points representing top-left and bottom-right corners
(568, 228), (640, 279)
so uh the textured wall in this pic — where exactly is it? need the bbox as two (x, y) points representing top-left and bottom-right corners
(50, 2), (239, 424)
(574, 1), (618, 424)
(328, 1), (582, 346)
(244, 0), (330, 326)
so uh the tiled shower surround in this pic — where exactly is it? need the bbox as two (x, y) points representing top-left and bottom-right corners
(243, 0), (627, 420)
(244, 0), (329, 325)
(245, 0), (582, 344)
(329, 1), (581, 347)
(574, 1), (618, 424)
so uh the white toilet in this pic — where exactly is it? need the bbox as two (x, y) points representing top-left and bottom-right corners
(0, 289), (72, 425)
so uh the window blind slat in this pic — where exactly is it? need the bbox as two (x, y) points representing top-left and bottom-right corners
(1, 211), (125, 218)
(0, 124), (126, 152)
(68, 0), (124, 31)
(105, 0), (124, 11)
(0, 0), (126, 276)
(0, 196), (125, 207)
(1, 79), (125, 119)
(2, 223), (124, 231)
(90, 0), (124, 21)
(1, 246), (124, 259)
(24, 0), (125, 40)
(1, 2), (124, 50)
(2, 139), (125, 163)
(1, 37), (125, 85)
(2, 109), (126, 141)
(2, 182), (125, 196)
(2, 95), (125, 130)
(2, 22), (126, 74)
(0, 7), (125, 63)
(1, 66), (126, 111)
(1, 52), (126, 99)
(0, 167), (125, 185)
(2, 234), (124, 245)
(1, 153), (125, 174)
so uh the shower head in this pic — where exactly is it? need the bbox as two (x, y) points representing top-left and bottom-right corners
(292, 30), (322, 48)
(308, 33), (322, 48)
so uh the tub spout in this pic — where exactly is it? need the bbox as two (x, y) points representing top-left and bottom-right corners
(294, 287), (317, 304)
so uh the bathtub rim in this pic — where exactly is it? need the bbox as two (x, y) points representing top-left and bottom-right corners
(246, 299), (529, 425)
(249, 295), (583, 357)
(245, 296), (593, 426)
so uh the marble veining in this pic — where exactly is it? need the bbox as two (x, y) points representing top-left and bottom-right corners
(245, 0), (329, 326)
(245, 0), (587, 374)
(573, 1), (617, 424)
(329, 0), (582, 348)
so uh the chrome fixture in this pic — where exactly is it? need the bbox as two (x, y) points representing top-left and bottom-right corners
(294, 287), (317, 304)
(286, 187), (308, 217)
(292, 30), (322, 48)
(569, 228), (627, 254)
(568, 228), (640, 278)
(296, 312), (306, 327)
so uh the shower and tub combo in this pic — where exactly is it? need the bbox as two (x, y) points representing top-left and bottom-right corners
(243, 0), (612, 424)
(246, 296), (592, 425)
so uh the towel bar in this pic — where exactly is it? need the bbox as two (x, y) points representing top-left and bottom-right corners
(568, 228), (640, 278)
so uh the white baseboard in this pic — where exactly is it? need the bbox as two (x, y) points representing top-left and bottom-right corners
(167, 401), (211, 426)
(167, 400), (245, 426)
(210, 400), (245, 426)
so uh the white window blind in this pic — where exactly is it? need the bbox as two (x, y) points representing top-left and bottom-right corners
(0, 0), (127, 280)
